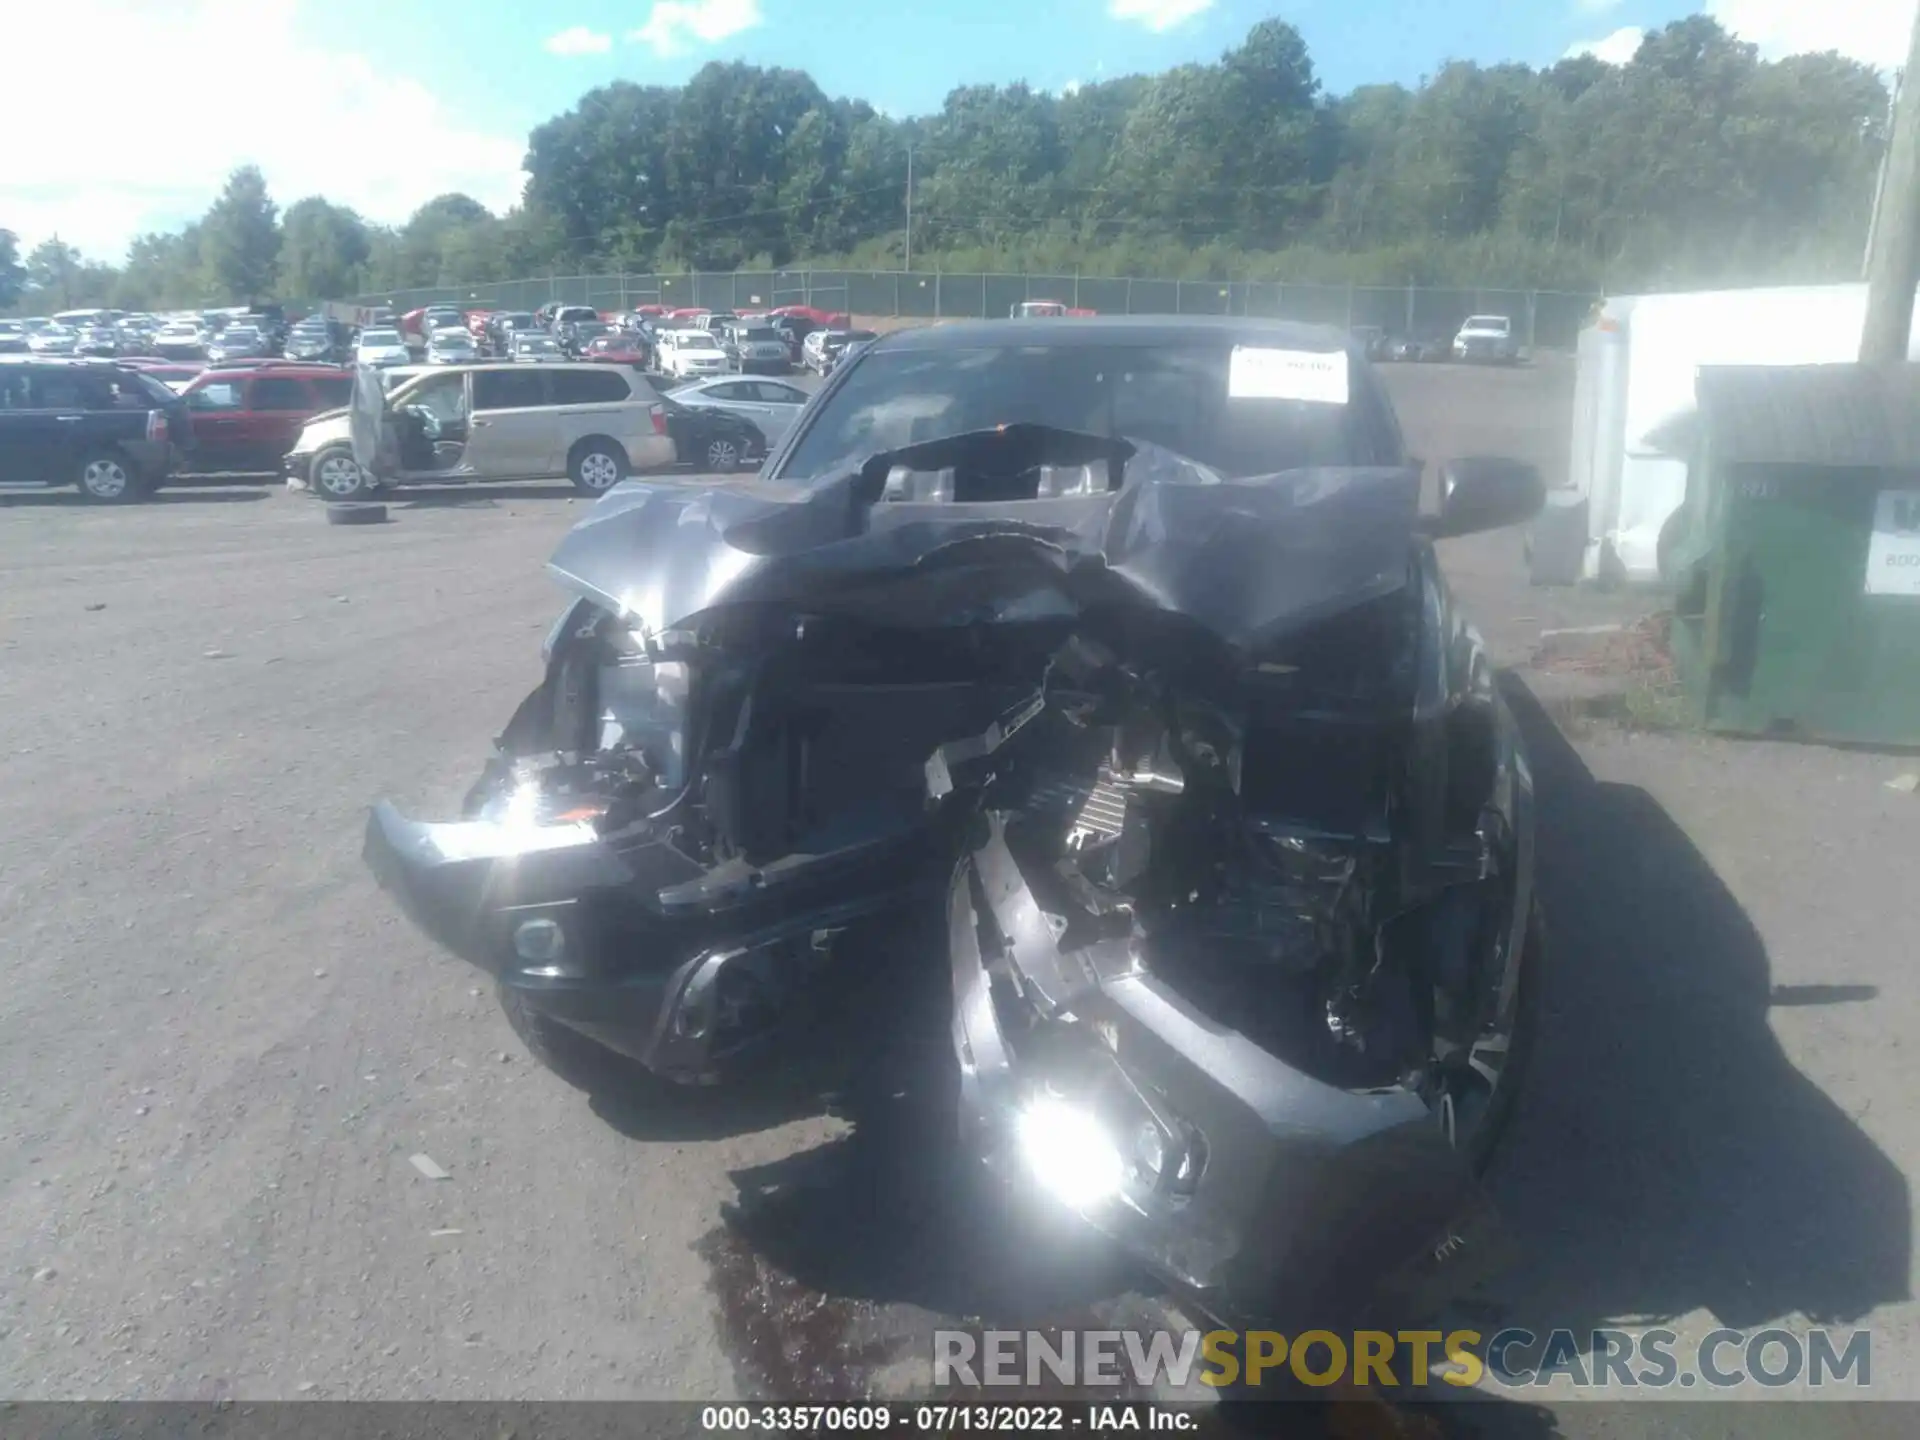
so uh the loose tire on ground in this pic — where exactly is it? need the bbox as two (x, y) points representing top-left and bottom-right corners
(569, 439), (628, 494)
(326, 502), (389, 526)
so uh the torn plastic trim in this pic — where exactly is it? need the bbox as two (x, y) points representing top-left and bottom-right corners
(951, 813), (1470, 1305)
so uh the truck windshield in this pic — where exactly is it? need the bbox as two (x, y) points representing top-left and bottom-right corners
(776, 341), (1383, 483)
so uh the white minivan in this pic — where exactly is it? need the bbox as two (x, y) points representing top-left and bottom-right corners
(284, 362), (677, 499)
(658, 327), (731, 380)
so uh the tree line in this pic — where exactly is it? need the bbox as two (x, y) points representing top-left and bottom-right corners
(0, 13), (1890, 315)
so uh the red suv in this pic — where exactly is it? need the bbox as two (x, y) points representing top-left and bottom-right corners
(179, 362), (355, 473)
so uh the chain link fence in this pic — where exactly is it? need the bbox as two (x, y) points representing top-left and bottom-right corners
(360, 270), (1599, 350)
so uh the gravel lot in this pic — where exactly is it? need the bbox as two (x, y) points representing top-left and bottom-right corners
(1, 359), (1912, 1432)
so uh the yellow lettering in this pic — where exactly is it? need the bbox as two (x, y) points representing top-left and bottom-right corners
(1443, 1331), (1484, 1388)
(1244, 1332), (1287, 1386)
(1353, 1331), (1396, 1387)
(1290, 1330), (1346, 1387)
(1200, 1331), (1239, 1388)
(1397, 1330), (1443, 1387)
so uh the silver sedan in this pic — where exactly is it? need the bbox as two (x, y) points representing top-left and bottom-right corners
(665, 375), (812, 447)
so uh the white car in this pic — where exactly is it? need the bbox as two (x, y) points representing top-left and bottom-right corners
(355, 328), (412, 368)
(659, 327), (729, 379)
(1452, 315), (1519, 365)
(667, 376), (811, 447)
(28, 326), (78, 355)
(154, 321), (206, 358)
(427, 328), (477, 365)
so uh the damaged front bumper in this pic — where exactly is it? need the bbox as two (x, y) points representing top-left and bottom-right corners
(363, 792), (936, 1081)
(949, 815), (1481, 1325)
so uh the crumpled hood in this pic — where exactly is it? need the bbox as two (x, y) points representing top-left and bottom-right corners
(546, 427), (1423, 652)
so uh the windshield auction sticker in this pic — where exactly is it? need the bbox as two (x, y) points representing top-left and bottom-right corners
(1227, 346), (1349, 405)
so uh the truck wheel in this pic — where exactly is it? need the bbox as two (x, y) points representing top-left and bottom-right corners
(311, 445), (372, 500)
(498, 984), (627, 1091)
(76, 451), (148, 503)
(569, 439), (628, 494)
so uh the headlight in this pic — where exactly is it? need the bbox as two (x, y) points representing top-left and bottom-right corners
(1015, 1094), (1125, 1208)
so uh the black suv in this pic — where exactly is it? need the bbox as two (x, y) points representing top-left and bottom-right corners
(0, 360), (194, 500)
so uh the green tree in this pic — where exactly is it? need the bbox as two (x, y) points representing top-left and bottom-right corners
(0, 229), (24, 309)
(27, 238), (86, 309)
(199, 165), (281, 301)
(278, 197), (372, 299)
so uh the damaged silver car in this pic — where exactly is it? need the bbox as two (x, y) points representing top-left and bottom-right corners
(364, 317), (1546, 1321)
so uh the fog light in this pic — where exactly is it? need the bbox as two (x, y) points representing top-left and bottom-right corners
(512, 917), (566, 966)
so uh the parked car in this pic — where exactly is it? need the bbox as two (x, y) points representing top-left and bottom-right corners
(1008, 299), (1098, 318)
(153, 320), (208, 359)
(770, 314), (825, 363)
(1350, 326), (1390, 362)
(207, 325), (268, 363)
(28, 326), (79, 356)
(1384, 334), (1449, 363)
(559, 319), (612, 356)
(583, 332), (652, 369)
(659, 394), (766, 472)
(720, 322), (792, 374)
(179, 362), (355, 473)
(511, 332), (562, 362)
(427, 329), (479, 365)
(0, 320), (29, 354)
(0, 359), (193, 500)
(657, 327), (730, 380)
(806, 328), (877, 375)
(284, 362), (677, 499)
(667, 375), (810, 448)
(699, 311), (739, 336)
(487, 312), (537, 355)
(355, 328), (412, 368)
(548, 305), (599, 337)
(1453, 314), (1520, 365)
(363, 318), (1548, 1307)
(284, 320), (341, 363)
(117, 358), (207, 394)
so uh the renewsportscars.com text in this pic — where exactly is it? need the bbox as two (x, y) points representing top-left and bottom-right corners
(933, 1326), (1873, 1392)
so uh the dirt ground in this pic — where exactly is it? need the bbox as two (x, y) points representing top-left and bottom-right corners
(0, 358), (1912, 1433)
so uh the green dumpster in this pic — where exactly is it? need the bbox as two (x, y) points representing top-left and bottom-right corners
(1662, 363), (1920, 745)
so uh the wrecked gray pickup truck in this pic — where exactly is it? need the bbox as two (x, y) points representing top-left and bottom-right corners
(364, 318), (1546, 1320)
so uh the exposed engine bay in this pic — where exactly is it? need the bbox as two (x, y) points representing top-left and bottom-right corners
(368, 423), (1539, 1316)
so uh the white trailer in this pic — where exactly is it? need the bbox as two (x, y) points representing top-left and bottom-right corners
(1542, 283), (1920, 587)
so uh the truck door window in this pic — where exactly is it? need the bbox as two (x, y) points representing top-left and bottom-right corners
(189, 381), (245, 411)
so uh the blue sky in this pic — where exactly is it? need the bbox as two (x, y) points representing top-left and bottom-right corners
(379, 0), (1717, 127)
(4, 0), (1908, 260)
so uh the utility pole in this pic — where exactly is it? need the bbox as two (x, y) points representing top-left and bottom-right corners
(904, 145), (914, 272)
(1860, 3), (1920, 363)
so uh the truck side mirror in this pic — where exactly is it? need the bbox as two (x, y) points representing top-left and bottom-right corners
(1429, 457), (1545, 539)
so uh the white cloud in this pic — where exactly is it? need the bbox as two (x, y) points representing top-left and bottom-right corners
(0, 0), (525, 262)
(1107, 0), (1215, 34)
(544, 25), (612, 57)
(1061, 79), (1084, 96)
(1709, 0), (1916, 69)
(1564, 26), (1646, 64)
(628, 0), (764, 58)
